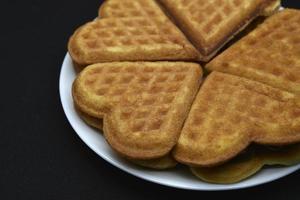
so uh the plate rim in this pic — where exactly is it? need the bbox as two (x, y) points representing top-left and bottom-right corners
(59, 53), (300, 191)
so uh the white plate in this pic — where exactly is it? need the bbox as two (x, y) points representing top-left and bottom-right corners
(59, 53), (300, 190)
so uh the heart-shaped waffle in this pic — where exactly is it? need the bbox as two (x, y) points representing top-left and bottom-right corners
(159, 0), (280, 61)
(68, 0), (199, 67)
(206, 9), (300, 94)
(174, 72), (300, 167)
(73, 62), (202, 159)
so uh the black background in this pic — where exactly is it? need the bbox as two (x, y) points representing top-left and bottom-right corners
(1, 0), (300, 199)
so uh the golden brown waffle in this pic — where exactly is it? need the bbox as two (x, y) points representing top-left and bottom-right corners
(75, 103), (177, 169)
(158, 0), (280, 61)
(73, 62), (202, 159)
(191, 144), (300, 184)
(68, 1), (199, 66)
(174, 72), (300, 167)
(99, 0), (168, 18)
(206, 9), (300, 94)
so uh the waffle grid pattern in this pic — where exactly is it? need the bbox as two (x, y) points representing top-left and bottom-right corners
(83, 64), (191, 133)
(174, 71), (300, 166)
(176, 0), (248, 37)
(187, 72), (297, 139)
(79, 18), (186, 50)
(207, 9), (300, 94)
(100, 0), (166, 18)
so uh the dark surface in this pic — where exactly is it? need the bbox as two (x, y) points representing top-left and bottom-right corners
(1, 0), (300, 199)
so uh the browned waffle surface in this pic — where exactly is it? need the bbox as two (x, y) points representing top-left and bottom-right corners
(99, 0), (168, 18)
(206, 9), (300, 94)
(68, 1), (199, 66)
(174, 72), (300, 167)
(159, 0), (280, 61)
(73, 62), (202, 159)
(75, 103), (178, 169)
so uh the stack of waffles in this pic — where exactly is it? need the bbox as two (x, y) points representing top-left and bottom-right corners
(68, 0), (300, 183)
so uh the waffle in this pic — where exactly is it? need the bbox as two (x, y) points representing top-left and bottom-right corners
(191, 144), (300, 184)
(206, 9), (300, 94)
(99, 0), (168, 19)
(73, 62), (202, 159)
(75, 103), (177, 169)
(68, 1), (199, 66)
(158, 0), (280, 61)
(174, 72), (300, 167)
